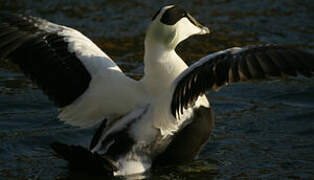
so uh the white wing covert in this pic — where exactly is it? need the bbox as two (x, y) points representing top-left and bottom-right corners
(0, 13), (141, 127)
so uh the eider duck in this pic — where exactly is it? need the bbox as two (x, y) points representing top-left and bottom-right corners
(0, 4), (314, 176)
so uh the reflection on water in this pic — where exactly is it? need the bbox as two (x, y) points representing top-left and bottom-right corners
(0, 0), (314, 179)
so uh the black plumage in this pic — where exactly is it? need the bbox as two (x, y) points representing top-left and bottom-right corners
(89, 119), (108, 150)
(160, 6), (186, 25)
(0, 13), (91, 107)
(171, 45), (314, 117)
(246, 54), (264, 79)
(154, 106), (215, 166)
(51, 142), (117, 175)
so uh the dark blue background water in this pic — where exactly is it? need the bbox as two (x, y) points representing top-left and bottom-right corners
(0, 0), (314, 179)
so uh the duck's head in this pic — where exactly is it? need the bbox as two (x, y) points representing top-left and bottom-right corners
(146, 5), (210, 50)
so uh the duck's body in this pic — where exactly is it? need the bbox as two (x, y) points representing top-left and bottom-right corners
(85, 6), (213, 175)
(0, 5), (314, 176)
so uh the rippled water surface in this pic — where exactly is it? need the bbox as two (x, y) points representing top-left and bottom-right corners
(1, 0), (314, 179)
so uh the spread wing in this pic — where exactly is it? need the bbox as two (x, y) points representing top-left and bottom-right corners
(0, 13), (141, 127)
(171, 44), (314, 117)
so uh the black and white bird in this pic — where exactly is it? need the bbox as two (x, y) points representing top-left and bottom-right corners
(1, 5), (314, 176)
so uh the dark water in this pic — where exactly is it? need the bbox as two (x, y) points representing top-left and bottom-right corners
(1, 0), (314, 179)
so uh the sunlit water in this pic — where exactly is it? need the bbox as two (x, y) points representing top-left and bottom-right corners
(0, 0), (314, 179)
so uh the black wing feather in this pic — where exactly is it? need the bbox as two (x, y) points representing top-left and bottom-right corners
(0, 13), (91, 107)
(171, 45), (314, 117)
(229, 56), (240, 82)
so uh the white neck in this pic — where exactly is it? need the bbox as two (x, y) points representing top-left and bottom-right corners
(141, 38), (188, 96)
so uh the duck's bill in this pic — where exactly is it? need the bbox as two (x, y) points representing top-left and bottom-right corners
(186, 13), (210, 35)
(199, 26), (210, 35)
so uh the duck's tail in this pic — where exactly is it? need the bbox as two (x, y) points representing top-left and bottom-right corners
(51, 142), (117, 175)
